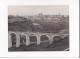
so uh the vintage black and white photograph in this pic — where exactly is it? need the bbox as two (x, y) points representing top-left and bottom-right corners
(8, 5), (69, 51)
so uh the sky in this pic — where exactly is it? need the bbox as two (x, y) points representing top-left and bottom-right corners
(8, 5), (69, 16)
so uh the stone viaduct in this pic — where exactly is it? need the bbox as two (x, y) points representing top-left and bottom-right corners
(8, 31), (62, 48)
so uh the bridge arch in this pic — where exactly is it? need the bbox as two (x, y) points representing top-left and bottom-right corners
(53, 36), (63, 44)
(53, 36), (62, 41)
(19, 34), (26, 47)
(10, 33), (16, 47)
(29, 34), (37, 45)
(40, 35), (49, 44)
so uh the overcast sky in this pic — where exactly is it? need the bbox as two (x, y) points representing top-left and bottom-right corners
(8, 5), (69, 16)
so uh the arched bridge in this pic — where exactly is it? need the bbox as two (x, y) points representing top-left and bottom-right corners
(8, 31), (63, 48)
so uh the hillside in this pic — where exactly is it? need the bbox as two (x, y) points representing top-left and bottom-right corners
(8, 15), (69, 33)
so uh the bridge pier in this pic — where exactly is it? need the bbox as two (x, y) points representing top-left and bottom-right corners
(26, 34), (30, 46)
(48, 36), (53, 44)
(36, 35), (41, 45)
(8, 34), (12, 48)
(16, 34), (20, 47)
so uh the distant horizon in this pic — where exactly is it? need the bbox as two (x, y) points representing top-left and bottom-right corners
(8, 13), (69, 16)
(8, 5), (69, 16)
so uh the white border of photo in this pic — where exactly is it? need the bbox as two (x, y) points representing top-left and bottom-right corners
(0, 0), (79, 58)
